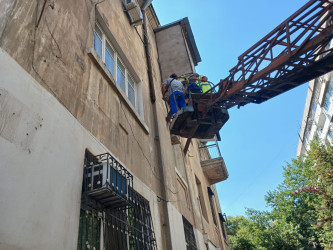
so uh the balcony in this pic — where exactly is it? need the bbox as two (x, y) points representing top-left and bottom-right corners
(83, 153), (133, 209)
(199, 142), (228, 184)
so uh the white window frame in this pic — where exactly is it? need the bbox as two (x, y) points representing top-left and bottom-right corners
(94, 22), (137, 109)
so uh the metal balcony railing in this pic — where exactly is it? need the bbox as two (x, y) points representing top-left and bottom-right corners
(199, 141), (222, 161)
(83, 153), (133, 209)
(199, 141), (228, 184)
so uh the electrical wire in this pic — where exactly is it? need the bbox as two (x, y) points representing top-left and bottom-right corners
(119, 102), (179, 200)
(32, 0), (179, 202)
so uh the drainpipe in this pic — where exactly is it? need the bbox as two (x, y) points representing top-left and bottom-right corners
(141, 0), (153, 12)
(142, 2), (173, 249)
(142, 1), (156, 103)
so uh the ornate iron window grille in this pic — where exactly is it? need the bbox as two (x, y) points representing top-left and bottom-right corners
(83, 152), (134, 209)
(78, 152), (157, 250)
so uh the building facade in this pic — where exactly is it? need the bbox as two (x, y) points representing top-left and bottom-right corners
(0, 0), (229, 249)
(297, 44), (333, 155)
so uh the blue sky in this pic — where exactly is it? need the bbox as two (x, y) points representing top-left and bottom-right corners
(153, 0), (310, 216)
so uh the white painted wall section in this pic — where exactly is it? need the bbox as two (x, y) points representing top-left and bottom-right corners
(167, 202), (187, 250)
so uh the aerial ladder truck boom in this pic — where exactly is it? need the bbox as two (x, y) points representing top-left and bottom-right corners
(168, 0), (333, 153)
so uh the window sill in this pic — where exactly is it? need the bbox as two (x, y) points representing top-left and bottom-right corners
(87, 48), (149, 134)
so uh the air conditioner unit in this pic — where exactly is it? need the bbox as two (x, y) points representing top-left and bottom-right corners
(85, 161), (129, 208)
(123, 0), (143, 26)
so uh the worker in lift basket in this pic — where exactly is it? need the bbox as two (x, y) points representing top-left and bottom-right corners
(188, 73), (211, 93)
(162, 73), (186, 118)
(188, 73), (202, 93)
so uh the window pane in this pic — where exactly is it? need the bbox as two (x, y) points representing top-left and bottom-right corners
(94, 31), (102, 59)
(324, 75), (333, 111)
(117, 59), (126, 92)
(105, 41), (115, 76)
(128, 76), (135, 107)
(95, 24), (102, 38)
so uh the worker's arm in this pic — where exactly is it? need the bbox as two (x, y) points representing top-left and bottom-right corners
(162, 83), (168, 100)
(162, 83), (167, 93)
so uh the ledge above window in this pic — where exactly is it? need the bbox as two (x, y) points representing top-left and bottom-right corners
(87, 48), (149, 134)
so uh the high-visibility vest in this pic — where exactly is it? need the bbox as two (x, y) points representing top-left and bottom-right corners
(197, 75), (211, 93)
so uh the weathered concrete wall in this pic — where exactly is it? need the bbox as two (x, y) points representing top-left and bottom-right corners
(0, 0), (162, 197)
(0, 48), (163, 250)
(182, 139), (225, 248)
(0, 0), (15, 37)
(143, 16), (187, 249)
(149, 11), (227, 247)
(0, 0), (227, 248)
(155, 24), (194, 80)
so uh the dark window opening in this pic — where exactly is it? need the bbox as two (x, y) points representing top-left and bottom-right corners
(208, 187), (217, 225)
(219, 213), (228, 241)
(183, 216), (197, 250)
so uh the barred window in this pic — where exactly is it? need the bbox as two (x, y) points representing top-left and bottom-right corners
(183, 217), (197, 250)
(128, 191), (156, 249)
(78, 191), (157, 250)
(78, 152), (157, 250)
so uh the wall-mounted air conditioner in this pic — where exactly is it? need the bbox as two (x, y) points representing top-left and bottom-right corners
(123, 0), (143, 26)
(84, 153), (133, 208)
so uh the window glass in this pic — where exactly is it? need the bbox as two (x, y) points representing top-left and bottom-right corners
(128, 76), (136, 106)
(94, 25), (103, 59)
(328, 127), (333, 140)
(117, 59), (126, 92)
(94, 32), (102, 59)
(324, 76), (333, 111)
(93, 22), (138, 111)
(95, 24), (102, 38)
(105, 41), (115, 76)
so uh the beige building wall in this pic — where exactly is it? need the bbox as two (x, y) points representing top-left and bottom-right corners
(0, 0), (228, 249)
(155, 24), (195, 79)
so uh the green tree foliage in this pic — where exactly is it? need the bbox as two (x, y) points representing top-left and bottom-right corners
(226, 216), (256, 250)
(226, 141), (333, 249)
(297, 141), (333, 248)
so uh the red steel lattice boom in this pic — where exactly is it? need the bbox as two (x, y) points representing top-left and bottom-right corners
(210, 0), (333, 109)
(180, 0), (333, 154)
